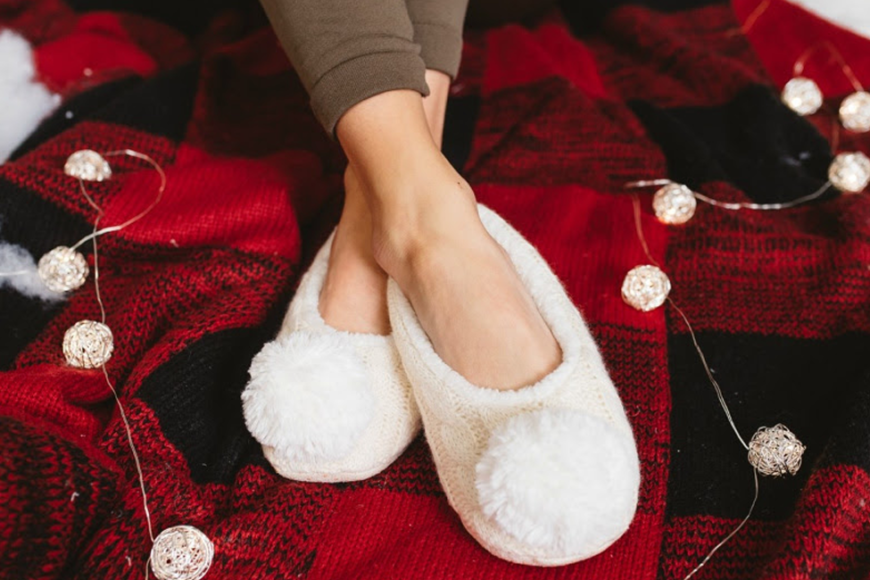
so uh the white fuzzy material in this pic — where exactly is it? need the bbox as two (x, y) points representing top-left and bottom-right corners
(0, 241), (62, 301)
(242, 331), (376, 463)
(0, 29), (60, 163)
(790, 0), (870, 39)
(476, 408), (639, 555)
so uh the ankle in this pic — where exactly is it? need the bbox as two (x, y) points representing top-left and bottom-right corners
(368, 175), (480, 285)
(336, 90), (438, 190)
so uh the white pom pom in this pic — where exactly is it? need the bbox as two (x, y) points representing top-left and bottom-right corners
(0, 29), (61, 163)
(476, 409), (639, 557)
(242, 331), (375, 463)
(0, 29), (36, 83)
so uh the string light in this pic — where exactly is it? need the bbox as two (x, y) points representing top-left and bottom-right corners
(828, 151), (870, 193)
(747, 424), (806, 477)
(64, 149), (112, 181)
(37, 246), (89, 293)
(69, 150), (214, 580)
(0, 148), (215, 579)
(839, 92), (870, 133)
(781, 41), (870, 134)
(63, 319), (114, 368)
(621, 31), (854, 572)
(150, 525), (215, 580)
(781, 77), (823, 116)
(651, 183), (696, 224)
(624, 194), (806, 579)
(621, 265), (671, 311)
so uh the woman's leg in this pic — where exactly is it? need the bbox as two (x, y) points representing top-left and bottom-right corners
(261, 0), (558, 389)
(260, 0), (464, 334)
(337, 89), (561, 391)
(318, 69), (453, 334)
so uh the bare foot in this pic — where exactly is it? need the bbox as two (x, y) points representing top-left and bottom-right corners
(318, 167), (390, 335)
(370, 152), (562, 391)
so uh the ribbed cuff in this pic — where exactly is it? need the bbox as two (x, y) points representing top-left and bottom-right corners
(413, 22), (464, 79)
(310, 50), (430, 137)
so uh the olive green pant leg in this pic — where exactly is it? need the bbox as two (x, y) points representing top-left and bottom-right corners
(259, 0), (430, 134)
(405, 0), (470, 79)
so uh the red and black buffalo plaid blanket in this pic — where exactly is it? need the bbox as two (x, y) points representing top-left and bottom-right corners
(1, 0), (869, 578)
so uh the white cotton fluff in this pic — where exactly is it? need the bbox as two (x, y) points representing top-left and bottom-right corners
(475, 408), (640, 556)
(791, 0), (870, 39)
(0, 29), (61, 163)
(0, 241), (63, 301)
(242, 331), (376, 464)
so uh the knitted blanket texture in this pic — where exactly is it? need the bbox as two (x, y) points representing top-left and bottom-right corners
(1, 0), (869, 578)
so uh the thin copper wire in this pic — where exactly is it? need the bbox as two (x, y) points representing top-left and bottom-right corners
(666, 298), (748, 450)
(794, 43), (822, 77)
(794, 40), (864, 93)
(631, 192), (661, 269)
(90, 208), (107, 325)
(626, 179), (833, 211)
(628, 179), (672, 189)
(683, 469), (759, 579)
(103, 150), (168, 228)
(69, 150), (166, 253)
(630, 194), (759, 579)
(727, 0), (771, 37)
(101, 364), (156, 543)
(830, 111), (841, 153)
(78, 178), (102, 213)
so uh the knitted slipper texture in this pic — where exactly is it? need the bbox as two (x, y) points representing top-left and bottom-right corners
(387, 204), (640, 565)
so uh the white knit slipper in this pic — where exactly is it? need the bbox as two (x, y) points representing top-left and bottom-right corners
(242, 231), (420, 482)
(387, 205), (640, 565)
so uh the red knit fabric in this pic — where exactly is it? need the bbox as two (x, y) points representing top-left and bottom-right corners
(1, 1), (869, 578)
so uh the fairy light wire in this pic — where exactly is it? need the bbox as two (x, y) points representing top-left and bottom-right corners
(631, 193), (661, 269)
(70, 150), (167, 253)
(631, 194), (749, 448)
(627, 179), (833, 211)
(737, 0), (770, 36)
(86, 194), (155, 542)
(684, 469), (760, 580)
(630, 193), (759, 579)
(101, 363), (156, 543)
(794, 40), (864, 94)
(667, 299), (749, 450)
(102, 150), (168, 230)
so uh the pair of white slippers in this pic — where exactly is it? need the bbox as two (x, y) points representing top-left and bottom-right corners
(242, 204), (640, 566)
